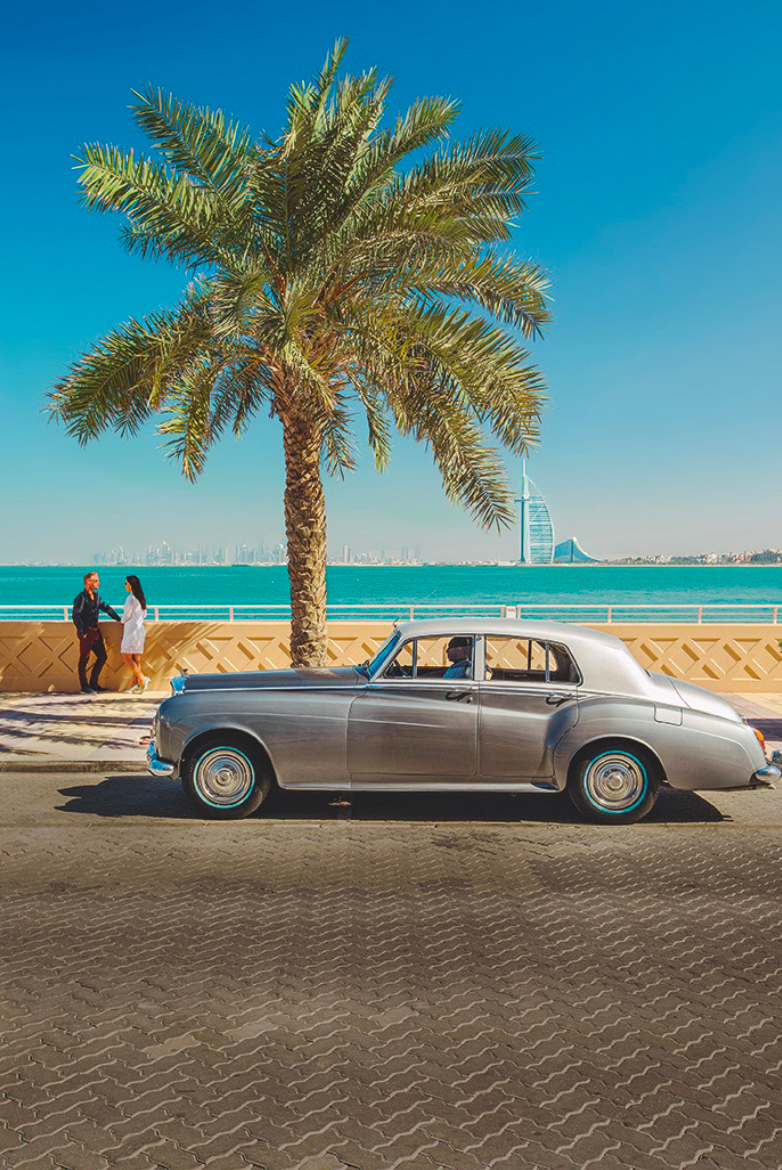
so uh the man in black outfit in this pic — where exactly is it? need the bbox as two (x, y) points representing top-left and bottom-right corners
(72, 571), (121, 693)
(443, 636), (472, 680)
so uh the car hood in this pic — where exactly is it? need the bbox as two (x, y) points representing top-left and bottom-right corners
(179, 666), (364, 692)
(650, 673), (742, 722)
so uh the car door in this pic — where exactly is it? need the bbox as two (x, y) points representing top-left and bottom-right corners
(348, 634), (478, 785)
(479, 636), (580, 779)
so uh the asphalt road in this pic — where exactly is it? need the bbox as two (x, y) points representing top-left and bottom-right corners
(0, 774), (780, 1170)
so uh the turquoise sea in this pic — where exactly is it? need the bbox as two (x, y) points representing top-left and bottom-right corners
(2, 564), (781, 621)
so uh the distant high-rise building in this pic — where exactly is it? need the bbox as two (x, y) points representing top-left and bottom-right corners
(518, 459), (555, 564)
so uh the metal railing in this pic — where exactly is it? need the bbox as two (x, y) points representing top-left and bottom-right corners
(0, 602), (778, 623)
(508, 603), (781, 625)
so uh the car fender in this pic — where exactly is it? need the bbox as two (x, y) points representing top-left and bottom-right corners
(180, 720), (279, 781)
(168, 689), (353, 788)
(663, 709), (766, 789)
(552, 695), (664, 790)
(553, 694), (763, 791)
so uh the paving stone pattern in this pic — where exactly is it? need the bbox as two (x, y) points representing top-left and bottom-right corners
(0, 777), (780, 1170)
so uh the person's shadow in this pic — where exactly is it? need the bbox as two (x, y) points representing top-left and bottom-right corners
(57, 775), (726, 824)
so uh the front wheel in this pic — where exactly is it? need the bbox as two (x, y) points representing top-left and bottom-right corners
(182, 735), (271, 819)
(568, 744), (660, 824)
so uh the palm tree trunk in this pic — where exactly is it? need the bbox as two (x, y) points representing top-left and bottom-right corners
(282, 410), (328, 667)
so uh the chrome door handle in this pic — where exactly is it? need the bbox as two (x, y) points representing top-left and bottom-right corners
(546, 693), (572, 705)
(446, 690), (473, 703)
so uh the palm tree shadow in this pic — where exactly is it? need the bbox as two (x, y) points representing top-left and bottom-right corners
(56, 776), (726, 824)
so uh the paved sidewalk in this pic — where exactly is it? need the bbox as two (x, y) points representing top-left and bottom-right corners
(0, 689), (778, 772)
(728, 692), (782, 752)
(0, 692), (164, 770)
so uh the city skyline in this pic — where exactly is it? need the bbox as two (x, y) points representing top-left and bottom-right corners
(2, 0), (780, 562)
(8, 539), (782, 569)
(83, 541), (424, 567)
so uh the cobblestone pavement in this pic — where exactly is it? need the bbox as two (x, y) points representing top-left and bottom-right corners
(0, 775), (780, 1170)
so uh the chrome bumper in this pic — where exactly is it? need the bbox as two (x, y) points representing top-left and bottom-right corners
(750, 763), (780, 788)
(147, 740), (175, 778)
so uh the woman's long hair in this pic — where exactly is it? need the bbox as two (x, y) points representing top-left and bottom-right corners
(126, 574), (147, 610)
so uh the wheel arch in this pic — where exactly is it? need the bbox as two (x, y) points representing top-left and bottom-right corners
(181, 725), (278, 787)
(566, 735), (667, 787)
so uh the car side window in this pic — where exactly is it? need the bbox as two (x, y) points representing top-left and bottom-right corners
(416, 635), (475, 681)
(485, 638), (579, 685)
(381, 636), (476, 681)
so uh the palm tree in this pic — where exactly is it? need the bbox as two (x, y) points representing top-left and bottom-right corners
(50, 41), (550, 666)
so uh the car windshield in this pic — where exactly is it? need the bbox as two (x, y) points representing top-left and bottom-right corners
(366, 632), (400, 677)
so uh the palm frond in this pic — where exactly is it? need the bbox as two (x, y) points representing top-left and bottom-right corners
(320, 400), (357, 476)
(49, 292), (214, 442)
(284, 37), (349, 151)
(130, 86), (253, 208)
(352, 378), (393, 471)
(75, 143), (229, 268)
(207, 269), (278, 340)
(157, 355), (223, 480)
(391, 376), (516, 529)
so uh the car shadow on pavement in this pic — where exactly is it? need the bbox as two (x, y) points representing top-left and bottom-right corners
(344, 787), (726, 824)
(58, 775), (188, 818)
(56, 775), (727, 824)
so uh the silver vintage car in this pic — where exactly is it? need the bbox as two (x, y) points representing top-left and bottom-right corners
(147, 619), (778, 823)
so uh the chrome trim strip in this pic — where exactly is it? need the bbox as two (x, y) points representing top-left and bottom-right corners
(348, 780), (559, 792)
(174, 683), (365, 695)
(366, 680), (481, 691)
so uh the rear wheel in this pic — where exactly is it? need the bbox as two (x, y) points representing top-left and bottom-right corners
(182, 735), (270, 819)
(568, 743), (660, 824)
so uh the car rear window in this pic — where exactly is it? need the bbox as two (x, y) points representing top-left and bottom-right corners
(484, 638), (579, 685)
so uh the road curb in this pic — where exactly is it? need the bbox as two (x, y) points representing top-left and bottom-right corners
(0, 759), (145, 774)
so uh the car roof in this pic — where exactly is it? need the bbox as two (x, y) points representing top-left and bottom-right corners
(390, 617), (622, 651)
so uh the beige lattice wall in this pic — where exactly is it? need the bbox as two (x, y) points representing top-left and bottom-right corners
(0, 621), (779, 693)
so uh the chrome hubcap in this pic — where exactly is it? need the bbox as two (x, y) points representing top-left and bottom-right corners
(195, 748), (254, 806)
(585, 752), (646, 811)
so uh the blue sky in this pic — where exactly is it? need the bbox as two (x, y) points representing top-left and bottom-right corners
(2, 0), (780, 562)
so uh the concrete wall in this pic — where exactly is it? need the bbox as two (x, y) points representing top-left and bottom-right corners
(0, 620), (780, 693)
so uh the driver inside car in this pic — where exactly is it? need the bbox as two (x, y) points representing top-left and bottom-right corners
(443, 636), (472, 680)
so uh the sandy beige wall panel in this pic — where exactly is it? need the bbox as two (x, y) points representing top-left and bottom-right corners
(0, 622), (386, 693)
(0, 621), (779, 693)
(606, 624), (782, 692)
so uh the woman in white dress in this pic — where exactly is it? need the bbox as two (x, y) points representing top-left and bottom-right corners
(121, 575), (148, 692)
